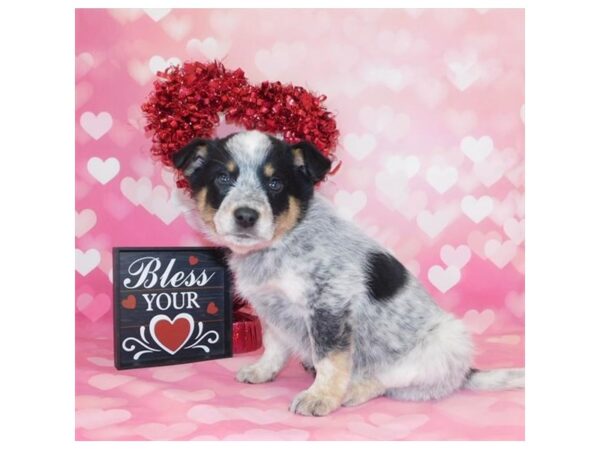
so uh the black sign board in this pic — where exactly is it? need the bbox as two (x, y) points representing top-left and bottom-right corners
(113, 247), (233, 370)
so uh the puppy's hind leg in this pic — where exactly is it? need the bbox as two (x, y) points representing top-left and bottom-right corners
(377, 315), (474, 401)
(236, 326), (290, 384)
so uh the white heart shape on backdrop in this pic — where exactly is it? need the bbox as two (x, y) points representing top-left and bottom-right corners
(382, 113), (411, 141)
(440, 244), (471, 269)
(343, 133), (376, 161)
(75, 248), (101, 276)
(141, 185), (185, 225)
(374, 170), (408, 210)
(484, 239), (517, 269)
(128, 60), (153, 85)
(445, 109), (477, 136)
(143, 8), (171, 22)
(506, 163), (525, 188)
(505, 291), (525, 318)
(474, 157), (505, 187)
(426, 165), (458, 193)
(255, 42), (307, 79)
(75, 82), (93, 110)
(76, 292), (111, 322)
(362, 65), (407, 92)
(463, 309), (495, 334)
(385, 154), (420, 178)
(187, 404), (289, 425)
(347, 413), (429, 440)
(503, 217), (525, 245)
(467, 230), (502, 260)
(108, 8), (144, 25)
(460, 135), (494, 162)
(80, 111), (113, 140)
(134, 423), (198, 441)
(151, 365), (196, 383)
(428, 265), (460, 293)
(148, 55), (181, 74)
(76, 209), (97, 238)
(88, 374), (134, 391)
(376, 29), (413, 55)
(414, 76), (447, 109)
(161, 16), (192, 41)
(163, 389), (216, 403)
(456, 171), (480, 194)
(76, 52), (94, 79)
(120, 176), (153, 206)
(396, 190), (428, 219)
(359, 105), (394, 133)
(186, 37), (230, 60)
(76, 408), (132, 430)
(209, 10), (240, 36)
(334, 190), (367, 219)
(417, 209), (455, 238)
(490, 192), (518, 226)
(445, 50), (482, 91)
(461, 195), (493, 223)
(155, 190), (187, 225)
(87, 157), (120, 184)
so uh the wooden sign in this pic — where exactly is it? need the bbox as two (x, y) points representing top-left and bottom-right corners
(113, 247), (233, 370)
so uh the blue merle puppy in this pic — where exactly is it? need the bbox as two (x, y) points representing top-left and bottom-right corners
(172, 130), (524, 416)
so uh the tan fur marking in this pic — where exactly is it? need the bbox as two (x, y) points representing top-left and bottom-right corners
(313, 351), (352, 400)
(264, 163), (275, 177)
(226, 160), (236, 173)
(342, 378), (385, 407)
(196, 188), (217, 232)
(273, 196), (301, 239)
(292, 148), (304, 167)
(196, 145), (208, 158)
(290, 350), (352, 416)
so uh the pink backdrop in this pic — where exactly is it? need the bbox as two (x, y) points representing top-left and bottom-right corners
(75, 8), (524, 440)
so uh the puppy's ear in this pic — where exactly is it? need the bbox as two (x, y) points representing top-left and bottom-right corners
(171, 138), (211, 177)
(291, 141), (332, 184)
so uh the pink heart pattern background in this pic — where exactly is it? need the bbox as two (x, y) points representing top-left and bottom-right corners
(75, 9), (524, 440)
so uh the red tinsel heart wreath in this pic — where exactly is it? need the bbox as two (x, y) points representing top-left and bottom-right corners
(141, 61), (341, 189)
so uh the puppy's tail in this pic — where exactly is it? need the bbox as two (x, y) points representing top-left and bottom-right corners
(463, 367), (525, 391)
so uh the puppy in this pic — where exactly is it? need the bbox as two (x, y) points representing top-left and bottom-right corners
(172, 130), (524, 416)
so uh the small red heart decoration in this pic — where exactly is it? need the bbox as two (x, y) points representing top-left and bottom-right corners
(150, 314), (194, 355)
(207, 302), (219, 315)
(121, 294), (136, 310)
(189, 255), (199, 265)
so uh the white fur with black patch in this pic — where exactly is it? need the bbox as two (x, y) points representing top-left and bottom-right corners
(213, 131), (275, 253)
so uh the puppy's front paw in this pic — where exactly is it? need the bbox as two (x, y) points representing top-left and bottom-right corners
(235, 364), (277, 384)
(289, 389), (340, 416)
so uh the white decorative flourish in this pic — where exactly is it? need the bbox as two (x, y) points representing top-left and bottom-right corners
(184, 321), (220, 353)
(122, 327), (161, 360)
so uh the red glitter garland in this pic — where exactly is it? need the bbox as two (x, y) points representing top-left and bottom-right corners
(141, 61), (340, 189)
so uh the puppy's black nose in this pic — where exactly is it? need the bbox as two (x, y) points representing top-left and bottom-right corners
(234, 207), (259, 228)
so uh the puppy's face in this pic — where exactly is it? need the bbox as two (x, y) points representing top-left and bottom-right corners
(173, 131), (331, 254)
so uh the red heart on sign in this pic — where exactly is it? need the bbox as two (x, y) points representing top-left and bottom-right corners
(150, 314), (194, 355)
(189, 255), (199, 265)
(207, 302), (219, 315)
(121, 294), (136, 309)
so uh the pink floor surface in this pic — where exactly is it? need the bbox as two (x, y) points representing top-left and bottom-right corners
(75, 320), (524, 441)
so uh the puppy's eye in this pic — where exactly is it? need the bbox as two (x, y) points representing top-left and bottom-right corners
(268, 177), (283, 193)
(216, 173), (233, 186)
